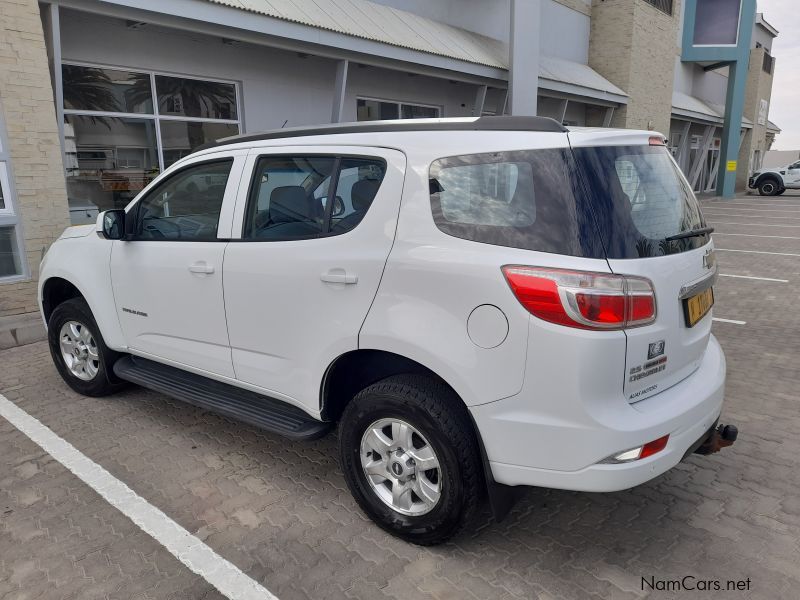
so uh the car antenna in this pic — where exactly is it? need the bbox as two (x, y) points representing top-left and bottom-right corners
(281, 120), (288, 128)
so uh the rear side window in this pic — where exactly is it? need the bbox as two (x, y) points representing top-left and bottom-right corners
(429, 149), (605, 257)
(574, 145), (708, 258)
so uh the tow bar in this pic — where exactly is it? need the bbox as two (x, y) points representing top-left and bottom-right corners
(694, 423), (738, 455)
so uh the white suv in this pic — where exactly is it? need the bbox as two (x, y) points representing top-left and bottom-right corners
(39, 117), (735, 545)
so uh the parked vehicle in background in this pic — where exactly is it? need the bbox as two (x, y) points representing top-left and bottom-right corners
(38, 117), (736, 545)
(749, 160), (800, 195)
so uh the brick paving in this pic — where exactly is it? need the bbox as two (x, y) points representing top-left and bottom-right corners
(1, 192), (799, 599)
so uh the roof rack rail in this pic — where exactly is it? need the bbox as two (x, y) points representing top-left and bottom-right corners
(197, 116), (567, 150)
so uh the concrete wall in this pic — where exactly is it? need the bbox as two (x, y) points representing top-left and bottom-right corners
(0, 0), (71, 317)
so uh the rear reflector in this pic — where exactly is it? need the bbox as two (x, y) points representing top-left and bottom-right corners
(502, 266), (656, 330)
(601, 434), (670, 464)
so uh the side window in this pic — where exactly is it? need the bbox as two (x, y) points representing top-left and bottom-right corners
(134, 160), (232, 241)
(244, 156), (386, 240)
(329, 158), (386, 234)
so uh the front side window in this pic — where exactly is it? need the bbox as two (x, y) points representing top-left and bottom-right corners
(245, 156), (386, 240)
(133, 160), (232, 241)
(429, 149), (604, 257)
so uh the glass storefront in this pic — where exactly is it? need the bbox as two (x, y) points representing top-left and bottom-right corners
(62, 64), (240, 218)
(357, 98), (440, 121)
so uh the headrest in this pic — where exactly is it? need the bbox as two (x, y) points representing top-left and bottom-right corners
(269, 186), (312, 223)
(351, 179), (380, 212)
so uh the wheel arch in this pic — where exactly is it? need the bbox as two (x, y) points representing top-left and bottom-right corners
(755, 172), (783, 189)
(322, 348), (522, 521)
(41, 277), (84, 323)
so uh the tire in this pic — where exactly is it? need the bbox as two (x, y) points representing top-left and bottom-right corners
(48, 297), (126, 397)
(338, 374), (483, 545)
(758, 178), (780, 196)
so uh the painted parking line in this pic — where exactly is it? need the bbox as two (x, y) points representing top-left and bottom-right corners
(704, 202), (800, 208)
(0, 393), (277, 600)
(699, 207), (800, 213)
(716, 248), (800, 257)
(705, 221), (800, 228)
(712, 318), (747, 325)
(719, 274), (789, 283)
(702, 212), (800, 220)
(713, 232), (800, 240)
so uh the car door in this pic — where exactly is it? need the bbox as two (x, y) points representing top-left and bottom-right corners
(785, 162), (800, 187)
(111, 151), (247, 378)
(223, 146), (406, 412)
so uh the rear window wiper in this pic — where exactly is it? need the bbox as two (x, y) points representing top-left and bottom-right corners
(664, 226), (714, 242)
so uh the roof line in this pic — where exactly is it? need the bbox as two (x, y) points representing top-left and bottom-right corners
(197, 116), (567, 150)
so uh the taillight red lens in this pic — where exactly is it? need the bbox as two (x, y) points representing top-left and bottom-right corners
(502, 266), (656, 330)
(640, 434), (669, 459)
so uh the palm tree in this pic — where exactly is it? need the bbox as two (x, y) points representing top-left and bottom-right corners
(61, 65), (121, 127)
(126, 74), (236, 149)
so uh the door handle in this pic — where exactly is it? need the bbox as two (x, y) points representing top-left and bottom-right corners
(189, 261), (215, 275)
(320, 269), (358, 285)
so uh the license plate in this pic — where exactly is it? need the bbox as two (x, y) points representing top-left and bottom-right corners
(684, 287), (714, 327)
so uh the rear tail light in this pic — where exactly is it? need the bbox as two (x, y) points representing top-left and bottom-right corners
(601, 435), (670, 464)
(649, 135), (666, 146)
(502, 266), (656, 330)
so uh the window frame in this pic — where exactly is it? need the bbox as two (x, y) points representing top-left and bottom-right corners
(0, 110), (29, 283)
(128, 157), (235, 242)
(240, 153), (387, 242)
(356, 96), (442, 122)
(61, 61), (242, 173)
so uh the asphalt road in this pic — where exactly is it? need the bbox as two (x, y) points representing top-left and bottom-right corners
(1, 192), (799, 600)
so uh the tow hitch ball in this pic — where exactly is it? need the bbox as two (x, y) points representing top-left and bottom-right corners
(695, 423), (738, 455)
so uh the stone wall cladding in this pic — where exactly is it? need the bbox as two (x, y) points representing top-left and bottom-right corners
(737, 47), (775, 189)
(589, 0), (679, 135)
(0, 0), (70, 317)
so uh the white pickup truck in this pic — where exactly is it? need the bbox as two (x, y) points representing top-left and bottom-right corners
(748, 159), (800, 195)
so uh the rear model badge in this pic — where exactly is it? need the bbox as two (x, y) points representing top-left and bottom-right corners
(703, 248), (716, 270)
(648, 340), (666, 359)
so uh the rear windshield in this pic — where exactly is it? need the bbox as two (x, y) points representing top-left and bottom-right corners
(428, 145), (708, 259)
(428, 149), (605, 257)
(573, 145), (709, 258)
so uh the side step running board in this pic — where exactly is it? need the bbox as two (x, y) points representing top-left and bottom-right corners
(113, 355), (332, 441)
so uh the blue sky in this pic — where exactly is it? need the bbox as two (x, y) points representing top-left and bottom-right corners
(761, 0), (799, 150)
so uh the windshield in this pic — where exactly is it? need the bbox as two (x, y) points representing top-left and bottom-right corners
(573, 145), (709, 258)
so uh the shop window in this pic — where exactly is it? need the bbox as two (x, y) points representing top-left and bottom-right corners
(61, 63), (240, 219)
(0, 162), (24, 279)
(357, 98), (440, 121)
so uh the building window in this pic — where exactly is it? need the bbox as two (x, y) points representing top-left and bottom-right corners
(61, 63), (240, 216)
(643, 0), (673, 16)
(762, 51), (774, 74)
(0, 161), (25, 280)
(356, 97), (440, 121)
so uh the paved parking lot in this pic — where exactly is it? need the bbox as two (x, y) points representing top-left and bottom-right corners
(2, 192), (799, 600)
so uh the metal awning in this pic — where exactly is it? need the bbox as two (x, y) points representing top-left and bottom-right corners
(207, 0), (507, 68)
(539, 55), (628, 105)
(672, 91), (753, 129)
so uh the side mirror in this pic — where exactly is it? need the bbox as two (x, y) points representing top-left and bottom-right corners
(96, 210), (126, 240)
(332, 196), (345, 218)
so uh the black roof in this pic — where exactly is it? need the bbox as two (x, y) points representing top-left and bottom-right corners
(198, 116), (567, 150)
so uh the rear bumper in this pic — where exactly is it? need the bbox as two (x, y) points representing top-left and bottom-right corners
(472, 335), (726, 492)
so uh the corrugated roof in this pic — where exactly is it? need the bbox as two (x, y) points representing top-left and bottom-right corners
(539, 55), (626, 97)
(206, 0), (507, 68)
(672, 91), (753, 128)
